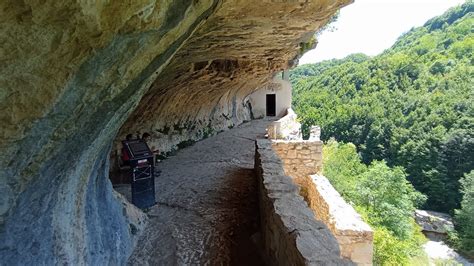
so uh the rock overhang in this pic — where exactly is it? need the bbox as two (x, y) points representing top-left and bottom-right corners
(119, 0), (352, 154)
(0, 0), (352, 264)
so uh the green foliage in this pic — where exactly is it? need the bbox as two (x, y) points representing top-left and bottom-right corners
(356, 162), (426, 239)
(316, 11), (340, 36)
(299, 12), (339, 55)
(299, 36), (317, 54)
(323, 141), (427, 264)
(294, 2), (474, 260)
(322, 140), (366, 197)
(373, 224), (427, 266)
(291, 1), (474, 214)
(454, 170), (474, 257)
(424, 0), (474, 32)
(373, 227), (411, 265)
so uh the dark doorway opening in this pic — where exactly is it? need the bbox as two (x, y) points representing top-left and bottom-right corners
(266, 94), (276, 116)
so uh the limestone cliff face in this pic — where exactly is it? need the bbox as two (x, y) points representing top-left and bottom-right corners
(0, 0), (349, 264)
(120, 0), (348, 153)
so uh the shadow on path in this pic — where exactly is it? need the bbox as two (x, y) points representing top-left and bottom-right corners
(117, 119), (271, 265)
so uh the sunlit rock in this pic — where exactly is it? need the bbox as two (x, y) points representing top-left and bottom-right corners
(0, 0), (350, 264)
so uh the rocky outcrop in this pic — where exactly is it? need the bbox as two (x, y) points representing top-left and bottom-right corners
(0, 0), (350, 264)
(415, 210), (454, 234)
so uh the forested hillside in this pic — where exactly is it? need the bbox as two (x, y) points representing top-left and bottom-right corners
(291, 1), (473, 259)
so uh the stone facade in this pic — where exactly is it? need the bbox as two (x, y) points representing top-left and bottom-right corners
(248, 71), (293, 119)
(255, 139), (352, 266)
(271, 139), (373, 265)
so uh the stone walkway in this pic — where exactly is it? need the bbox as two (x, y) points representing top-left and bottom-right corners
(115, 119), (270, 265)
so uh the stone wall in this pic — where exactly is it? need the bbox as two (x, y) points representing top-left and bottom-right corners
(270, 139), (373, 265)
(309, 175), (373, 265)
(271, 139), (323, 185)
(254, 139), (352, 266)
(248, 72), (293, 119)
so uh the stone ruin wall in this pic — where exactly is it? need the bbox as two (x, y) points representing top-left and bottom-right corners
(270, 131), (373, 265)
(254, 140), (352, 265)
(309, 175), (373, 265)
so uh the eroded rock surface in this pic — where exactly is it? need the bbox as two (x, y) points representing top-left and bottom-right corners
(0, 0), (350, 264)
(0, 1), (220, 263)
(119, 0), (350, 155)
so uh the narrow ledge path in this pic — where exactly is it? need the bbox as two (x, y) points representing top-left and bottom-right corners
(115, 119), (271, 265)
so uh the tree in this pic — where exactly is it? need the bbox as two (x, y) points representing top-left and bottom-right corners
(455, 170), (474, 257)
(322, 140), (366, 198)
(322, 141), (427, 264)
(291, 1), (474, 256)
(356, 161), (426, 239)
(290, 1), (473, 214)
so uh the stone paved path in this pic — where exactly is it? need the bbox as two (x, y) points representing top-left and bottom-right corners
(115, 119), (270, 265)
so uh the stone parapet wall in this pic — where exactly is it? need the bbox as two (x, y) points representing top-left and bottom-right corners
(255, 139), (352, 265)
(308, 175), (373, 265)
(270, 138), (373, 265)
(271, 140), (323, 186)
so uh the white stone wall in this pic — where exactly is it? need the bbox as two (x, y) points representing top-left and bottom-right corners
(267, 108), (302, 140)
(248, 71), (292, 118)
(271, 140), (323, 183)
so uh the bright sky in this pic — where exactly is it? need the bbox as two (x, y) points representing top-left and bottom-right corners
(299, 0), (466, 65)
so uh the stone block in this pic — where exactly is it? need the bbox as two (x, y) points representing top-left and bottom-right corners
(299, 149), (311, 155)
(349, 242), (373, 265)
(286, 149), (297, 159)
(308, 145), (318, 151)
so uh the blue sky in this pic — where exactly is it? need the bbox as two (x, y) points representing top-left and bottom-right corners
(299, 0), (466, 65)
